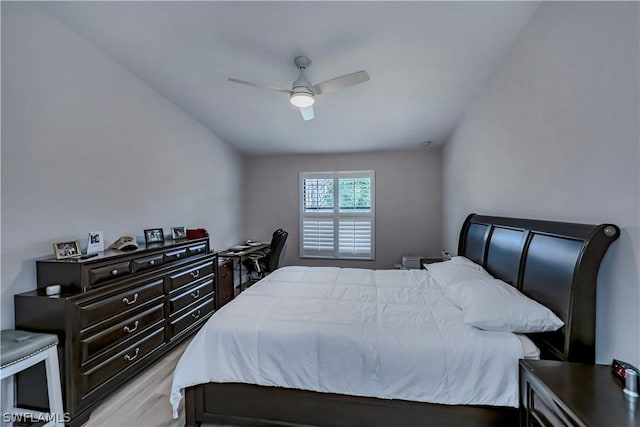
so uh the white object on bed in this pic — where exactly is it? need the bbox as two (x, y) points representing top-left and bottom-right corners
(515, 334), (541, 359)
(424, 257), (490, 288)
(170, 266), (532, 417)
(441, 277), (564, 333)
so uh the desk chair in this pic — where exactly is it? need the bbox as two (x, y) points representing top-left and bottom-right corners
(245, 229), (283, 272)
(1, 330), (64, 427)
(245, 229), (288, 280)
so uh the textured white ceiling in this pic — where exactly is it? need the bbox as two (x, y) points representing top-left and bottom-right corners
(41, 1), (539, 155)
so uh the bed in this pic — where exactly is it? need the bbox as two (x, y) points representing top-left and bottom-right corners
(172, 214), (619, 427)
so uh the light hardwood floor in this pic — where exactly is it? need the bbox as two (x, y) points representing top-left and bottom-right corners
(83, 339), (229, 427)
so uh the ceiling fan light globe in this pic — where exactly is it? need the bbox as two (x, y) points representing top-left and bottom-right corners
(290, 92), (315, 108)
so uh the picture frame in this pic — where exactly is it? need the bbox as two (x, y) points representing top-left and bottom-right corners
(87, 231), (104, 254)
(144, 228), (165, 245)
(171, 226), (187, 240)
(53, 240), (82, 259)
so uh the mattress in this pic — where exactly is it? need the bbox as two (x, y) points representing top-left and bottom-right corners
(170, 266), (531, 417)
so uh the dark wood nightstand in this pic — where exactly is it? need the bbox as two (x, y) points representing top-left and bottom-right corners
(519, 359), (639, 427)
(216, 257), (234, 308)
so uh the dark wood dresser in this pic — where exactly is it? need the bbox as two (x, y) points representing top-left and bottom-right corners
(520, 359), (640, 427)
(14, 237), (217, 426)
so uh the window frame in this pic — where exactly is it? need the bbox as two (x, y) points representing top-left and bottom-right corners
(299, 170), (375, 260)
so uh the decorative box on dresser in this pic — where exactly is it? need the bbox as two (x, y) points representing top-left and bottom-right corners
(519, 359), (639, 427)
(14, 237), (217, 427)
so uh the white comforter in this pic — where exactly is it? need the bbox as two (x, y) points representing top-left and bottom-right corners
(170, 266), (525, 417)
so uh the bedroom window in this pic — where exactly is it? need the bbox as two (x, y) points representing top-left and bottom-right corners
(299, 170), (375, 260)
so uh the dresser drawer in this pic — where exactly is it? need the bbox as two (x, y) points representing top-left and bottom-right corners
(164, 248), (187, 263)
(80, 303), (165, 364)
(187, 243), (207, 257)
(81, 327), (165, 397)
(169, 278), (214, 316)
(80, 279), (164, 329)
(169, 299), (214, 339)
(131, 253), (164, 273)
(167, 261), (214, 293)
(88, 261), (132, 286)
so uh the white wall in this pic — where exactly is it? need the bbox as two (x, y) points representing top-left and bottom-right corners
(243, 149), (442, 269)
(443, 2), (639, 365)
(1, 3), (243, 328)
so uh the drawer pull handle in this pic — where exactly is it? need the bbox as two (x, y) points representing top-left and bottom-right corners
(124, 320), (139, 334)
(192, 310), (201, 319)
(191, 270), (200, 279)
(190, 290), (200, 299)
(176, 253), (181, 258)
(111, 269), (118, 276)
(124, 348), (140, 362)
(149, 260), (155, 265)
(221, 273), (228, 278)
(122, 293), (139, 305)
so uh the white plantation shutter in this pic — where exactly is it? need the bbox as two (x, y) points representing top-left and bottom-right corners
(300, 171), (375, 260)
(338, 220), (372, 256)
(302, 219), (334, 256)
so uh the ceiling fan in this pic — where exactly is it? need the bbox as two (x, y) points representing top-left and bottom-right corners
(228, 56), (369, 121)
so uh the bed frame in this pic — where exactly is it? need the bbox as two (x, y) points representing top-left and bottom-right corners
(184, 214), (619, 427)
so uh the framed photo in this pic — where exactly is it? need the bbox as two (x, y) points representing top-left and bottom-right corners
(144, 228), (164, 245)
(53, 240), (81, 259)
(171, 226), (186, 240)
(87, 231), (104, 254)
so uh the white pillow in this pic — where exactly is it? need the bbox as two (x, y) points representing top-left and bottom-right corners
(449, 256), (483, 268)
(426, 257), (490, 288)
(442, 277), (564, 333)
(515, 334), (541, 359)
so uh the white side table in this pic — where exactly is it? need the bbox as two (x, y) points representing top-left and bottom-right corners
(1, 330), (64, 427)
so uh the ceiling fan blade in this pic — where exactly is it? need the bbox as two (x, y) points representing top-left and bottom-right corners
(228, 78), (291, 94)
(299, 106), (315, 121)
(311, 71), (370, 95)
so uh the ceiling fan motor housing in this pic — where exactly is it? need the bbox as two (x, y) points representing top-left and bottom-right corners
(291, 59), (315, 107)
(292, 69), (313, 92)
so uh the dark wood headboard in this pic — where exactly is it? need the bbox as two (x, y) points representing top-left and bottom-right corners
(457, 214), (619, 363)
